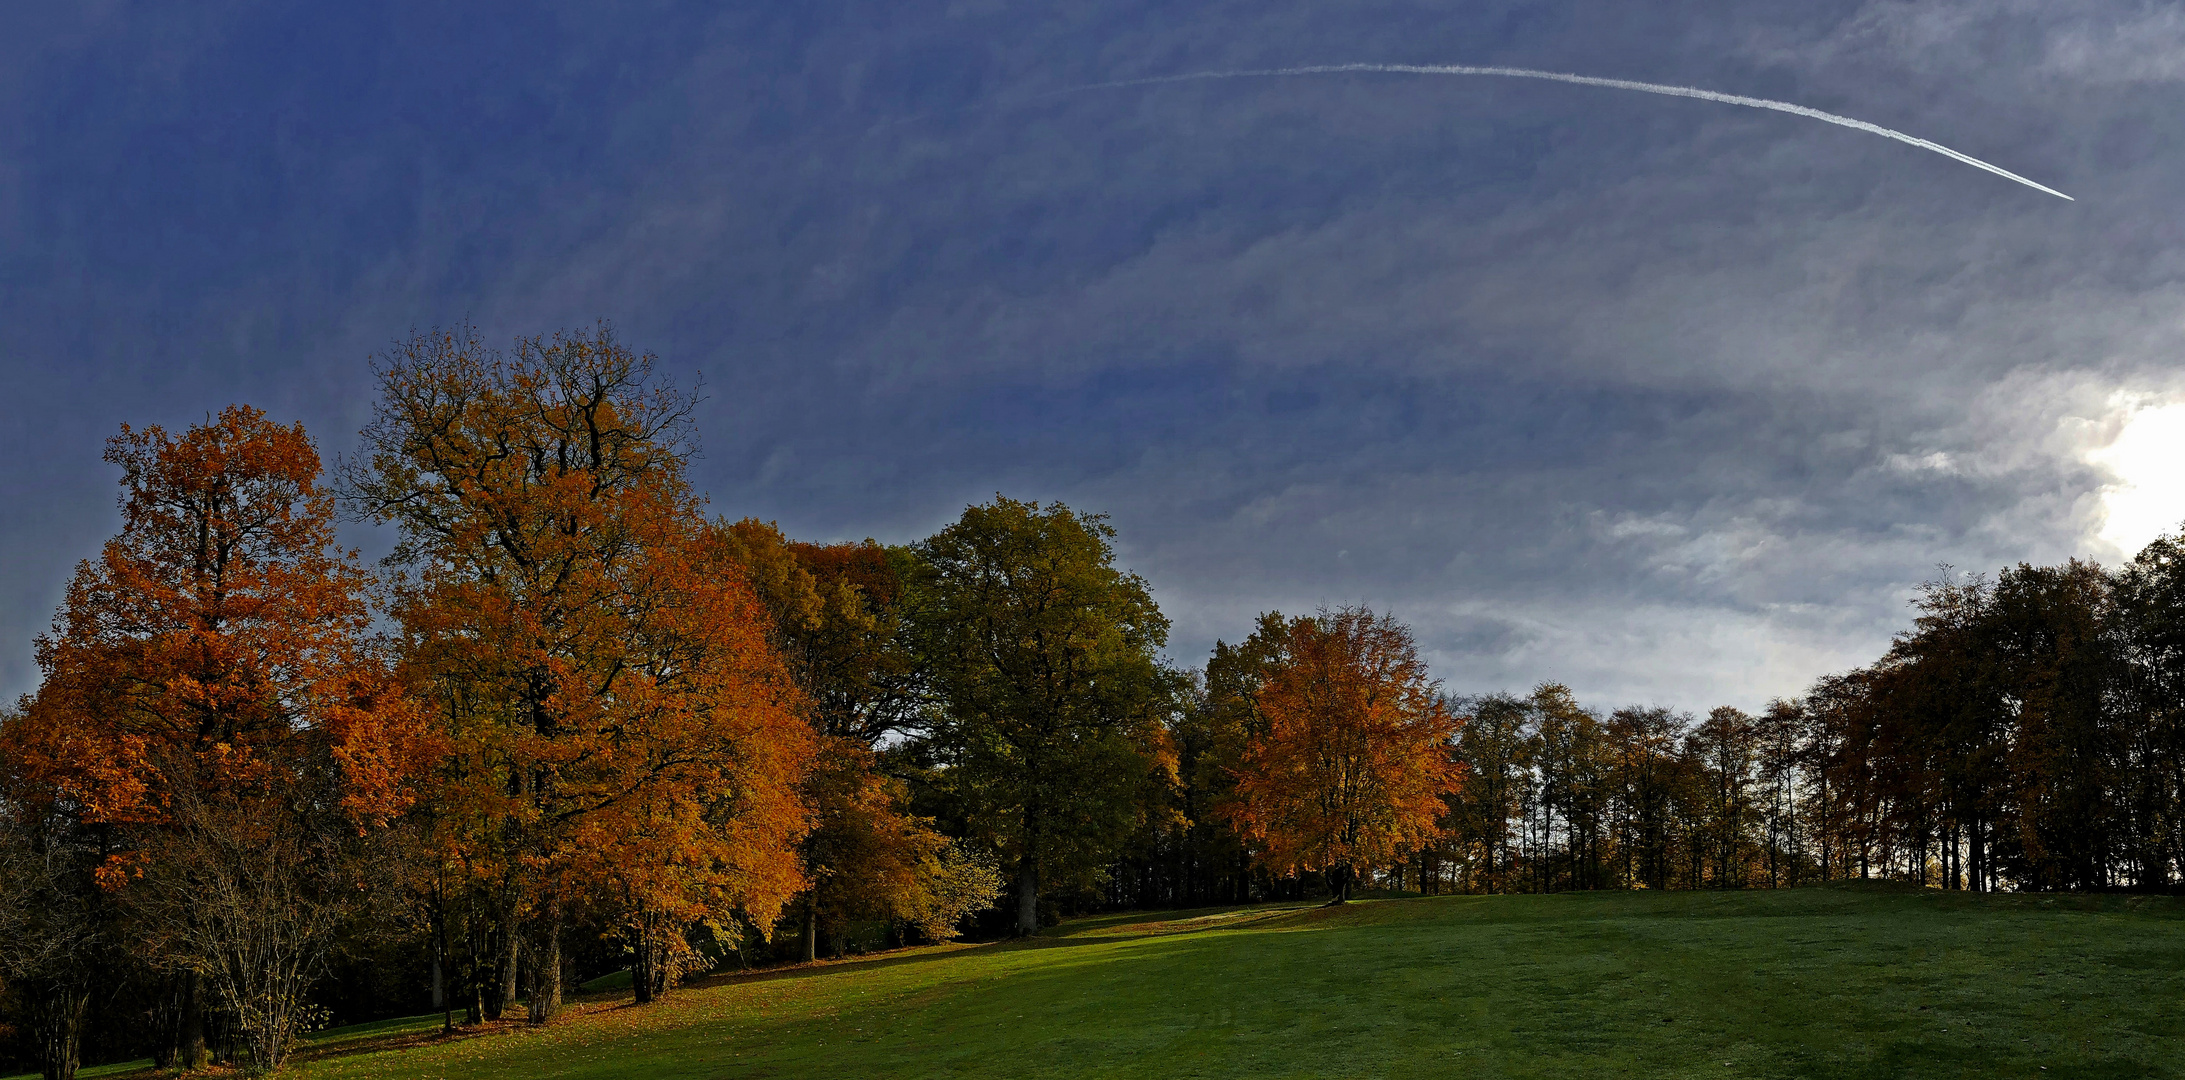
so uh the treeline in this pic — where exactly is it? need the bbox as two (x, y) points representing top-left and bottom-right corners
(2, 327), (2181, 1077)
(1115, 555), (2185, 903)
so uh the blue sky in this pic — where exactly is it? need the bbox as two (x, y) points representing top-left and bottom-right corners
(4, 1), (2177, 710)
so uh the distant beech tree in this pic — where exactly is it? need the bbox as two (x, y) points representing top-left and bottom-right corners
(0, 407), (425, 1074)
(346, 327), (814, 1017)
(1753, 700), (1810, 888)
(1531, 684), (1611, 892)
(1227, 608), (1461, 904)
(1604, 705), (1684, 890)
(1688, 707), (1760, 888)
(2115, 532), (2185, 890)
(1446, 693), (1532, 893)
(904, 497), (1172, 937)
(716, 520), (921, 746)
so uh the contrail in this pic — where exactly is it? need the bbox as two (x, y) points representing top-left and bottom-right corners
(1058, 63), (2073, 201)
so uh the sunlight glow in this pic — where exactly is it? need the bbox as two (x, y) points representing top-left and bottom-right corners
(2092, 401), (2185, 558)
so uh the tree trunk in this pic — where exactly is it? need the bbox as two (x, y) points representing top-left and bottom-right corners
(30, 979), (87, 1080)
(633, 912), (657, 1006)
(153, 973), (204, 1070)
(1014, 803), (1040, 937)
(464, 901), (485, 1025)
(1324, 863), (1352, 905)
(1013, 855), (1039, 936)
(527, 911), (563, 1024)
(434, 888), (453, 1033)
(179, 974), (207, 1069)
(491, 909), (520, 1021)
(803, 891), (820, 963)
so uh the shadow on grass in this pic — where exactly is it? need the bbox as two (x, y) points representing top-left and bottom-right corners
(286, 1017), (526, 1066)
(679, 902), (1328, 990)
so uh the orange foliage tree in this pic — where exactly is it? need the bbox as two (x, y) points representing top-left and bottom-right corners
(345, 327), (814, 1017)
(716, 520), (996, 960)
(1226, 607), (1462, 903)
(0, 405), (425, 1072)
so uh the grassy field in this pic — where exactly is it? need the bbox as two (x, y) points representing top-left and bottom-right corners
(66, 885), (2185, 1078)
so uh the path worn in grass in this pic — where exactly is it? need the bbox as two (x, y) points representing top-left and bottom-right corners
(242, 887), (2185, 1077)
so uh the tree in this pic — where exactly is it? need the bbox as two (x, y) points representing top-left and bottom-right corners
(1447, 694), (1533, 893)
(1687, 707), (1758, 887)
(716, 519), (992, 959)
(1532, 684), (1610, 891)
(716, 520), (920, 745)
(346, 326), (815, 1017)
(1753, 700), (1809, 887)
(795, 743), (1004, 956)
(1604, 705), (1685, 890)
(904, 497), (1172, 936)
(1985, 560), (2118, 891)
(1175, 618), (1291, 904)
(2114, 528), (2185, 890)
(0, 406), (423, 1073)
(1226, 608), (1461, 903)
(0, 759), (109, 1080)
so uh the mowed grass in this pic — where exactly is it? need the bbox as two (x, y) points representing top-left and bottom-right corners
(259, 886), (2185, 1079)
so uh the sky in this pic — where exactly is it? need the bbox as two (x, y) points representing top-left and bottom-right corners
(4, 1), (2181, 712)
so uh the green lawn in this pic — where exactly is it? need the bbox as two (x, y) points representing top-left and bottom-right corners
(108, 886), (2185, 1077)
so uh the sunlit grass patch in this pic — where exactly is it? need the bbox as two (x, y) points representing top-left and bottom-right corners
(60, 887), (2185, 1080)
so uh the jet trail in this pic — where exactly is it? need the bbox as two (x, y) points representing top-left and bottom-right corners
(1061, 63), (2072, 201)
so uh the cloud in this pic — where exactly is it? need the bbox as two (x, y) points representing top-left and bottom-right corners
(4, 1), (2182, 713)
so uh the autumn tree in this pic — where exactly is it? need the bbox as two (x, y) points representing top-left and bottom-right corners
(1227, 608), (1461, 903)
(1984, 560), (2118, 890)
(791, 745), (1003, 956)
(715, 521), (920, 745)
(904, 497), (1173, 936)
(715, 520), (993, 959)
(0, 406), (423, 1073)
(1753, 700), (1810, 887)
(345, 326), (814, 1017)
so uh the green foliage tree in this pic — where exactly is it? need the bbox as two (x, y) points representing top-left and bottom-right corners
(2114, 532), (2185, 889)
(904, 497), (1172, 936)
(715, 519), (989, 960)
(1445, 693), (1531, 893)
(1173, 616), (1290, 903)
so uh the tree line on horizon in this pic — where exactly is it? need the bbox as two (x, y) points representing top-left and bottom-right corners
(0, 327), (2180, 1078)
(1100, 543), (2185, 905)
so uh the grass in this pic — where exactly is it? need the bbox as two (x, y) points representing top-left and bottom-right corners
(49, 885), (2185, 1078)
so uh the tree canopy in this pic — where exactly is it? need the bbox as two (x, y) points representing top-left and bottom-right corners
(1224, 608), (1460, 902)
(903, 497), (1173, 936)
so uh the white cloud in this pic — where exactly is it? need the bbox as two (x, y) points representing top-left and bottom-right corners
(2087, 395), (2185, 557)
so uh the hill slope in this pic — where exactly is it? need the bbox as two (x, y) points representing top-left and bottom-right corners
(286, 887), (2184, 1079)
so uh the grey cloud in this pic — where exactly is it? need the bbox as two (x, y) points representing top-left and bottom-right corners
(6, 0), (2182, 715)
